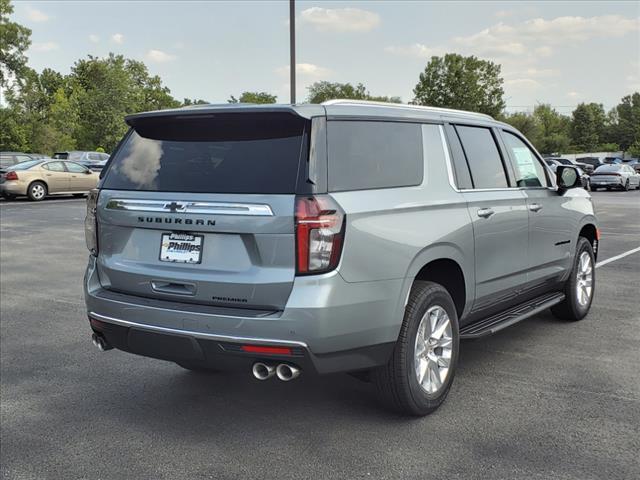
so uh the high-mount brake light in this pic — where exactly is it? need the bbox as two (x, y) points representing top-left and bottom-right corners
(295, 195), (345, 275)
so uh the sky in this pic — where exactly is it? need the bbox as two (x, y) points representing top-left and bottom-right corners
(10, 0), (640, 113)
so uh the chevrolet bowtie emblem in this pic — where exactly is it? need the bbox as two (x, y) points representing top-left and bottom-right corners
(164, 201), (187, 213)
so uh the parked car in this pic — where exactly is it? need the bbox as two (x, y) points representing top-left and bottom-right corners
(545, 159), (590, 190)
(0, 160), (99, 201)
(84, 101), (598, 416)
(576, 157), (603, 172)
(551, 157), (594, 174)
(629, 162), (640, 174)
(0, 152), (49, 171)
(603, 157), (623, 164)
(590, 164), (640, 191)
(53, 151), (110, 171)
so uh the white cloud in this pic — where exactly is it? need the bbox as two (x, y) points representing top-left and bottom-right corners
(31, 42), (59, 52)
(25, 6), (49, 22)
(145, 49), (176, 63)
(384, 43), (444, 58)
(567, 91), (581, 99)
(300, 7), (380, 32)
(276, 63), (331, 77)
(111, 33), (124, 44)
(89, 34), (100, 43)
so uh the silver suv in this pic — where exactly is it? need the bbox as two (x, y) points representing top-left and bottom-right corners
(84, 100), (598, 415)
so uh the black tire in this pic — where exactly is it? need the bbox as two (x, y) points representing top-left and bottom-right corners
(372, 281), (459, 416)
(175, 361), (218, 373)
(551, 237), (595, 321)
(27, 181), (47, 201)
(624, 179), (630, 191)
(72, 193), (86, 198)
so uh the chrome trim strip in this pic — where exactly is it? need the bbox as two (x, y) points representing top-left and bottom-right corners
(439, 125), (460, 193)
(105, 199), (274, 216)
(89, 311), (309, 348)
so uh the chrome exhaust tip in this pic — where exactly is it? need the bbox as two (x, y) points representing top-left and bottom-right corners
(276, 363), (301, 382)
(252, 362), (275, 380)
(91, 333), (112, 352)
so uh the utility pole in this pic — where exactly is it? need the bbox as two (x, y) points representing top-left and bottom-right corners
(289, 0), (296, 104)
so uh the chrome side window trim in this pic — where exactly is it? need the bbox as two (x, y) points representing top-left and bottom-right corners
(106, 199), (274, 216)
(439, 124), (461, 193)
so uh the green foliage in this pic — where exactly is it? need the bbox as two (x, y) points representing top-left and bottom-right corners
(0, 106), (29, 151)
(95, 146), (105, 153)
(502, 112), (540, 142)
(182, 98), (208, 106)
(0, 0), (32, 87)
(412, 54), (505, 118)
(606, 92), (640, 151)
(306, 81), (401, 104)
(501, 105), (572, 155)
(228, 91), (277, 104)
(627, 139), (640, 158)
(570, 103), (606, 151)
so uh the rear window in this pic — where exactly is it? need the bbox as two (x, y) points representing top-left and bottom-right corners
(327, 121), (423, 191)
(102, 113), (308, 194)
(10, 160), (42, 170)
(595, 165), (622, 173)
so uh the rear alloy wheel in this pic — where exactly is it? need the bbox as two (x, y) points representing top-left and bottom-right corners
(551, 237), (595, 321)
(27, 182), (47, 201)
(372, 281), (459, 416)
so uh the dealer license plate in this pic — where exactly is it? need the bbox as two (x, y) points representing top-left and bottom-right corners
(159, 233), (203, 264)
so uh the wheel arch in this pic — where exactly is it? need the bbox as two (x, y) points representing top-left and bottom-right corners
(578, 220), (599, 260)
(400, 243), (474, 321)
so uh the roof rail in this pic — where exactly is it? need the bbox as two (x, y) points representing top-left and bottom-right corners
(321, 99), (494, 120)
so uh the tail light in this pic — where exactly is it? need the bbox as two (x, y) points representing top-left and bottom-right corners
(295, 195), (345, 275)
(85, 189), (99, 255)
(593, 172), (620, 176)
(5, 171), (18, 181)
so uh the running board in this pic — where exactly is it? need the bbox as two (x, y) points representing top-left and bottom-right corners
(460, 292), (565, 339)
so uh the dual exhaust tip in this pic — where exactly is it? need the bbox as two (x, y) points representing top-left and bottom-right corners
(252, 362), (300, 381)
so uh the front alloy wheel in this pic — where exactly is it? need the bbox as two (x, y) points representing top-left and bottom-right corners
(552, 236), (595, 321)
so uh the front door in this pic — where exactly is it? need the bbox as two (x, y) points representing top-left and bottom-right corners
(498, 129), (574, 285)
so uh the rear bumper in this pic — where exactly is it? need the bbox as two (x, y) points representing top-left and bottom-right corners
(590, 179), (623, 187)
(0, 182), (26, 195)
(84, 256), (403, 374)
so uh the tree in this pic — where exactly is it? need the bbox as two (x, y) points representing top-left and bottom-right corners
(502, 112), (540, 143)
(628, 139), (640, 158)
(412, 54), (505, 117)
(0, 0), (31, 88)
(570, 103), (606, 151)
(182, 98), (208, 106)
(306, 81), (401, 104)
(228, 91), (276, 104)
(532, 104), (571, 154)
(607, 93), (640, 151)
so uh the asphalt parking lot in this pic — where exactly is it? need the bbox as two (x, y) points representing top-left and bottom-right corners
(1, 190), (639, 480)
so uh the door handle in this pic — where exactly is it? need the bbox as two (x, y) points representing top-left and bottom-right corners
(529, 203), (543, 212)
(477, 208), (495, 218)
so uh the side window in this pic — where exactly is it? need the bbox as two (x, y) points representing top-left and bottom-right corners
(501, 131), (548, 187)
(88, 153), (101, 161)
(327, 121), (423, 192)
(455, 125), (508, 189)
(43, 162), (65, 172)
(16, 155), (32, 163)
(0, 155), (14, 168)
(443, 123), (473, 189)
(65, 162), (89, 173)
(100, 153), (110, 161)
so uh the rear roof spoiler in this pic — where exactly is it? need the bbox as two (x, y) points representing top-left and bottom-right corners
(125, 104), (325, 127)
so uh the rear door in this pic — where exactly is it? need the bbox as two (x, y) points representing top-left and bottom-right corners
(499, 129), (574, 284)
(41, 161), (70, 192)
(452, 124), (530, 312)
(96, 112), (310, 311)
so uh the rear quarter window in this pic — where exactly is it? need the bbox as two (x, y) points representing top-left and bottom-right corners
(327, 121), (423, 191)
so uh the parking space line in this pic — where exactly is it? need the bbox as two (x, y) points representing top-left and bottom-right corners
(596, 247), (640, 268)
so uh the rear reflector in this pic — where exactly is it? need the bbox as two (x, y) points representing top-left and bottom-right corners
(241, 345), (292, 355)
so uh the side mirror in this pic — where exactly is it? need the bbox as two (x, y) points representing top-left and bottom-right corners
(556, 166), (581, 193)
(85, 169), (93, 174)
